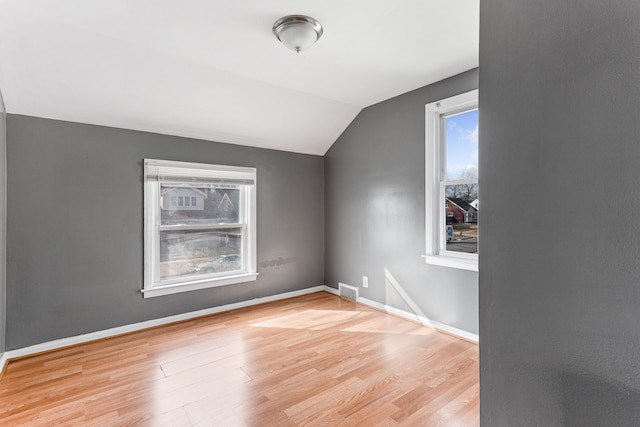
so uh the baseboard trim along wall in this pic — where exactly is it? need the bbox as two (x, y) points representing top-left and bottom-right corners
(323, 285), (339, 295)
(0, 284), (477, 376)
(0, 352), (8, 380)
(357, 296), (479, 343)
(0, 286), (328, 374)
(327, 284), (477, 342)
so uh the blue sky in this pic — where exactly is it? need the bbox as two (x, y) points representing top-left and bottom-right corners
(445, 109), (478, 180)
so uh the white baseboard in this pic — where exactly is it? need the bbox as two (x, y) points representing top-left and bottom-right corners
(357, 297), (479, 343)
(322, 285), (339, 295)
(0, 351), (8, 377)
(0, 284), (476, 375)
(1, 286), (330, 367)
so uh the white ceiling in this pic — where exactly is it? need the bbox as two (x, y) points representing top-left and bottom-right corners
(0, 0), (479, 155)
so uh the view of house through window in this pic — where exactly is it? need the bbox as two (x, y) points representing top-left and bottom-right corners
(442, 109), (478, 254)
(160, 183), (243, 280)
(144, 159), (257, 298)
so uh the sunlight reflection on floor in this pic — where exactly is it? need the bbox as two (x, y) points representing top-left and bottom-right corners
(342, 317), (432, 336)
(251, 309), (434, 336)
(250, 309), (361, 330)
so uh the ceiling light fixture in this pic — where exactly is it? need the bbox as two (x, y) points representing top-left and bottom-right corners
(272, 15), (323, 53)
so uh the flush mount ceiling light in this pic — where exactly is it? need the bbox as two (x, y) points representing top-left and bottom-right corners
(272, 15), (323, 53)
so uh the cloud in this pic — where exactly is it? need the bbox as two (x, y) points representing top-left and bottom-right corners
(465, 124), (478, 146)
(461, 164), (478, 180)
(446, 163), (478, 180)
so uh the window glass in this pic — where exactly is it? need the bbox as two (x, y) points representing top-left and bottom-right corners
(443, 109), (478, 254)
(161, 184), (240, 225)
(444, 109), (479, 180)
(444, 197), (478, 254)
(159, 229), (242, 280)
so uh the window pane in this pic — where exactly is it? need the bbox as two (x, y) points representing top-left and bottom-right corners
(445, 185), (478, 254)
(444, 109), (478, 181)
(159, 229), (242, 281)
(161, 184), (240, 225)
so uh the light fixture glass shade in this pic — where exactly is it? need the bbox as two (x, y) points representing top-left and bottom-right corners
(273, 15), (323, 53)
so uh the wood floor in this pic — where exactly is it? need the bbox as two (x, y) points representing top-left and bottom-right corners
(0, 292), (479, 426)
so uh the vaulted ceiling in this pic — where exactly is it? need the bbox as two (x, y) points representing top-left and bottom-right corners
(0, 1), (479, 155)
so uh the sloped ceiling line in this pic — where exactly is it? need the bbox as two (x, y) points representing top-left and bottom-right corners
(0, 0), (479, 155)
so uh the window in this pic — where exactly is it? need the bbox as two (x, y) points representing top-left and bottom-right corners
(424, 90), (479, 271)
(143, 159), (257, 298)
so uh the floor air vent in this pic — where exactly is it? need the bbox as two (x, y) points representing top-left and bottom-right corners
(338, 282), (359, 302)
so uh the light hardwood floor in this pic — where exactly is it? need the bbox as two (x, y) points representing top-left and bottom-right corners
(0, 292), (479, 426)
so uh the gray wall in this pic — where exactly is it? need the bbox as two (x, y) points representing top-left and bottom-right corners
(325, 69), (479, 335)
(480, 1), (640, 425)
(0, 91), (5, 355)
(6, 115), (324, 350)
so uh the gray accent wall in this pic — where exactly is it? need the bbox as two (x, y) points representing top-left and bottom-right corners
(325, 69), (479, 335)
(6, 115), (324, 350)
(480, 1), (640, 425)
(0, 91), (5, 355)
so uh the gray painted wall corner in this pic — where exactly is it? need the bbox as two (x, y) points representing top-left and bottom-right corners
(324, 69), (479, 335)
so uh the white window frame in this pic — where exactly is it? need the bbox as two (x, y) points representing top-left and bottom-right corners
(424, 90), (479, 272)
(143, 159), (257, 298)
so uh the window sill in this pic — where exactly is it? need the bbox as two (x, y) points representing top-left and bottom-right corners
(422, 255), (478, 272)
(142, 272), (258, 298)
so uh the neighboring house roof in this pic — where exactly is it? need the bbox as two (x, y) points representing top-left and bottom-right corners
(447, 198), (476, 212)
(161, 187), (207, 197)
